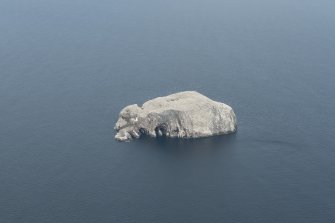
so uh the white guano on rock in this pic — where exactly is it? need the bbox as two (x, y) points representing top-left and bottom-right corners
(114, 91), (237, 141)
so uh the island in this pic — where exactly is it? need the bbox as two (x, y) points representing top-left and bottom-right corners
(114, 91), (237, 141)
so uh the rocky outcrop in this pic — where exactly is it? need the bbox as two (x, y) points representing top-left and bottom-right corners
(114, 91), (237, 141)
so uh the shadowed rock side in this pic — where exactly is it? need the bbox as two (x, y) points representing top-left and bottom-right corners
(114, 91), (237, 141)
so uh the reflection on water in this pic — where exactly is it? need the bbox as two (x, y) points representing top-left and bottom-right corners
(136, 133), (238, 157)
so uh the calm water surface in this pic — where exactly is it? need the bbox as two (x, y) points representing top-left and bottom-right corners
(1, 0), (335, 222)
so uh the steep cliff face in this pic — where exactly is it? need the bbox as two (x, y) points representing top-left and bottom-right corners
(114, 91), (237, 141)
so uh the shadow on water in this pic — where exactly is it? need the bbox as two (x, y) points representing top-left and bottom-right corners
(127, 133), (239, 187)
(133, 133), (238, 158)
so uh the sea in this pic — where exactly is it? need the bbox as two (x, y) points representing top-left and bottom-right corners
(1, 0), (335, 222)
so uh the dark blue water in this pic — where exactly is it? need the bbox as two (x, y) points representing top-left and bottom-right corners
(1, 0), (335, 222)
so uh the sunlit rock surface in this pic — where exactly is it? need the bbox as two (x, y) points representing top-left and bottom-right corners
(114, 91), (237, 141)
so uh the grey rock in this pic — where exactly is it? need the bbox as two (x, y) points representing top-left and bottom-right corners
(114, 91), (237, 141)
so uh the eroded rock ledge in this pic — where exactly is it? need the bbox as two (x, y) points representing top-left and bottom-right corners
(114, 91), (237, 141)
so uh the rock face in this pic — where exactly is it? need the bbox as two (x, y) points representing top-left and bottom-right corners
(114, 91), (237, 141)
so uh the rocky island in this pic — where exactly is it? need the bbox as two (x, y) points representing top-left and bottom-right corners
(114, 91), (237, 141)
